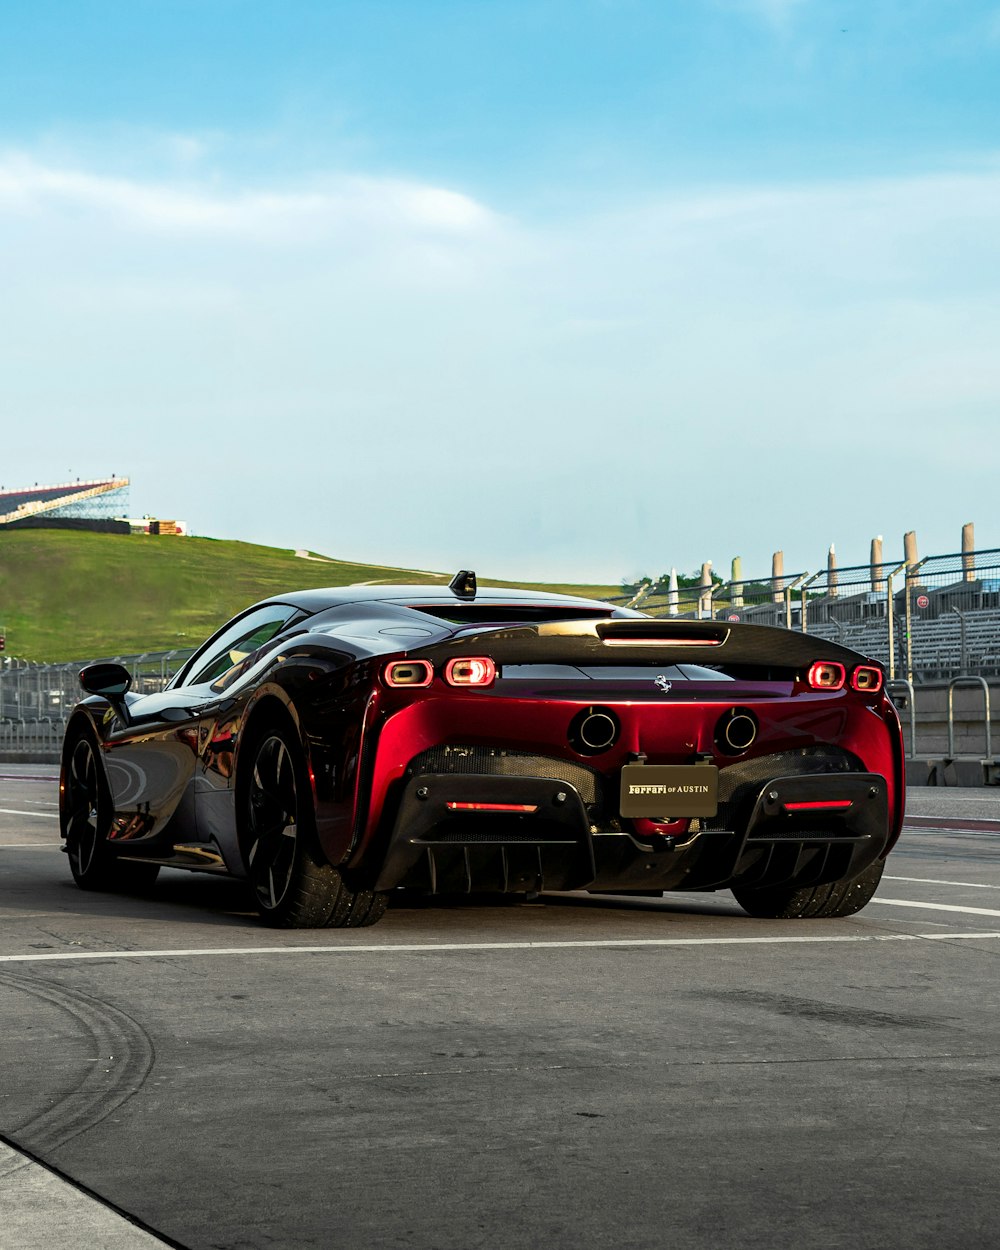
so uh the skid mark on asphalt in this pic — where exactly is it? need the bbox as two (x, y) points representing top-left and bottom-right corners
(0, 974), (155, 1157)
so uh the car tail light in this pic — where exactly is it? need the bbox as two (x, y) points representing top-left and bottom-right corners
(807, 661), (846, 690)
(851, 665), (883, 692)
(444, 657), (496, 687)
(446, 802), (538, 812)
(383, 659), (434, 688)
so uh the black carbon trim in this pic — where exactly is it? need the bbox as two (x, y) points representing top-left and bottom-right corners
(415, 617), (876, 670)
(406, 744), (604, 808)
(705, 745), (864, 832)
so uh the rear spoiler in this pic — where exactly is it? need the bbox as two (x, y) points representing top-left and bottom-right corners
(417, 618), (876, 671)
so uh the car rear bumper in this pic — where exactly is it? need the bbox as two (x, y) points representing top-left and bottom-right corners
(372, 769), (891, 894)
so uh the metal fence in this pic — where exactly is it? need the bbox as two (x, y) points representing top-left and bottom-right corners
(0, 649), (192, 757)
(613, 548), (1000, 684)
(622, 571), (808, 628)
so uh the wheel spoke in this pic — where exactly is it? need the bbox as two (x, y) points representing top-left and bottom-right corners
(64, 738), (104, 878)
(246, 734), (300, 911)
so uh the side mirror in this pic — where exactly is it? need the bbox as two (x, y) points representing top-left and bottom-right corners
(79, 662), (132, 726)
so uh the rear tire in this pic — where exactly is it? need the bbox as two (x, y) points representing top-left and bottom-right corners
(239, 721), (386, 929)
(732, 858), (885, 919)
(336, 889), (388, 928)
(61, 730), (161, 893)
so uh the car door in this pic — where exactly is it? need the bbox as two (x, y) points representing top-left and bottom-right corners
(169, 603), (309, 867)
(101, 604), (306, 852)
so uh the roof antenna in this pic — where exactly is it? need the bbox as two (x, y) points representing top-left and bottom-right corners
(449, 569), (477, 599)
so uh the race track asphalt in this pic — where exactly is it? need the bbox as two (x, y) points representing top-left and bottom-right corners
(1, 766), (998, 1250)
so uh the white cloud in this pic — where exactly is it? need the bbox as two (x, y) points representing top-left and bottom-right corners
(2, 152), (999, 579)
(0, 153), (497, 241)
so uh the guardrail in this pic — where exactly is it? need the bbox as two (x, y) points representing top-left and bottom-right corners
(0, 719), (64, 758)
(946, 676), (994, 764)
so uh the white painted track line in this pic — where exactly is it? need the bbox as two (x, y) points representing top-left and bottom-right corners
(869, 898), (1000, 918)
(0, 931), (999, 964)
(885, 875), (1000, 890)
(0, 809), (59, 819)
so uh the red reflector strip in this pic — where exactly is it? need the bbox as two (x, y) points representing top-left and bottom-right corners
(784, 800), (854, 811)
(445, 802), (539, 813)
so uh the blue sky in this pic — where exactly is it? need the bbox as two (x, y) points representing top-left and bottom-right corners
(2, 0), (999, 582)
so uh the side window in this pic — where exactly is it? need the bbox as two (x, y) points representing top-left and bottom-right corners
(183, 605), (303, 689)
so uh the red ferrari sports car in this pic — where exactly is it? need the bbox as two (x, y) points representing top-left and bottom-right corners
(60, 571), (904, 927)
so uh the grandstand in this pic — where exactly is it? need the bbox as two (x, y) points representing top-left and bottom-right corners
(0, 477), (131, 534)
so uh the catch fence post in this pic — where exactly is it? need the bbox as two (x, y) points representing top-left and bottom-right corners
(785, 574), (807, 631)
(799, 571), (823, 635)
(950, 607), (968, 676)
(904, 557), (927, 684)
(885, 561), (907, 682)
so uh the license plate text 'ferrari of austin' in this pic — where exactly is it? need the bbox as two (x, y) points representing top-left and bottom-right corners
(59, 570), (904, 927)
(619, 765), (719, 818)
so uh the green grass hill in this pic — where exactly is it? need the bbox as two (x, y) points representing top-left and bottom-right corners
(0, 530), (621, 662)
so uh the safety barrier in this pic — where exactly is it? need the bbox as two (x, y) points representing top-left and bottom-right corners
(0, 649), (192, 757)
(946, 676), (994, 763)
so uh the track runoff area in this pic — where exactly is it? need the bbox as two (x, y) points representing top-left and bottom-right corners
(0, 767), (997, 1250)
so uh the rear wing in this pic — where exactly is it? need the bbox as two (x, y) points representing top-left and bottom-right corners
(417, 618), (877, 672)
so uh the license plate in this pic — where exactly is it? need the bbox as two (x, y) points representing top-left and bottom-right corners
(620, 764), (719, 818)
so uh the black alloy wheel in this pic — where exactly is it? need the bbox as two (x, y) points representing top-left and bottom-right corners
(62, 732), (159, 892)
(246, 732), (303, 914)
(241, 724), (386, 928)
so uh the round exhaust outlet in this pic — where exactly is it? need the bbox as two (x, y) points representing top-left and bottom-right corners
(569, 706), (621, 755)
(716, 707), (758, 755)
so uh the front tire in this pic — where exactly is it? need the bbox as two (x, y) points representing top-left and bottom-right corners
(732, 858), (885, 919)
(239, 722), (386, 928)
(61, 731), (160, 893)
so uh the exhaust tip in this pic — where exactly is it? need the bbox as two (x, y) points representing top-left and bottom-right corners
(569, 706), (620, 755)
(716, 708), (758, 755)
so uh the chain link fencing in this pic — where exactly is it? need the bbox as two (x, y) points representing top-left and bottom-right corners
(614, 548), (1000, 685)
(0, 649), (192, 757)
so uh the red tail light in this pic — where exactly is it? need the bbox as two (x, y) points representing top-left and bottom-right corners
(383, 659), (434, 688)
(807, 661), (846, 690)
(446, 802), (537, 812)
(444, 657), (496, 687)
(851, 665), (883, 692)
